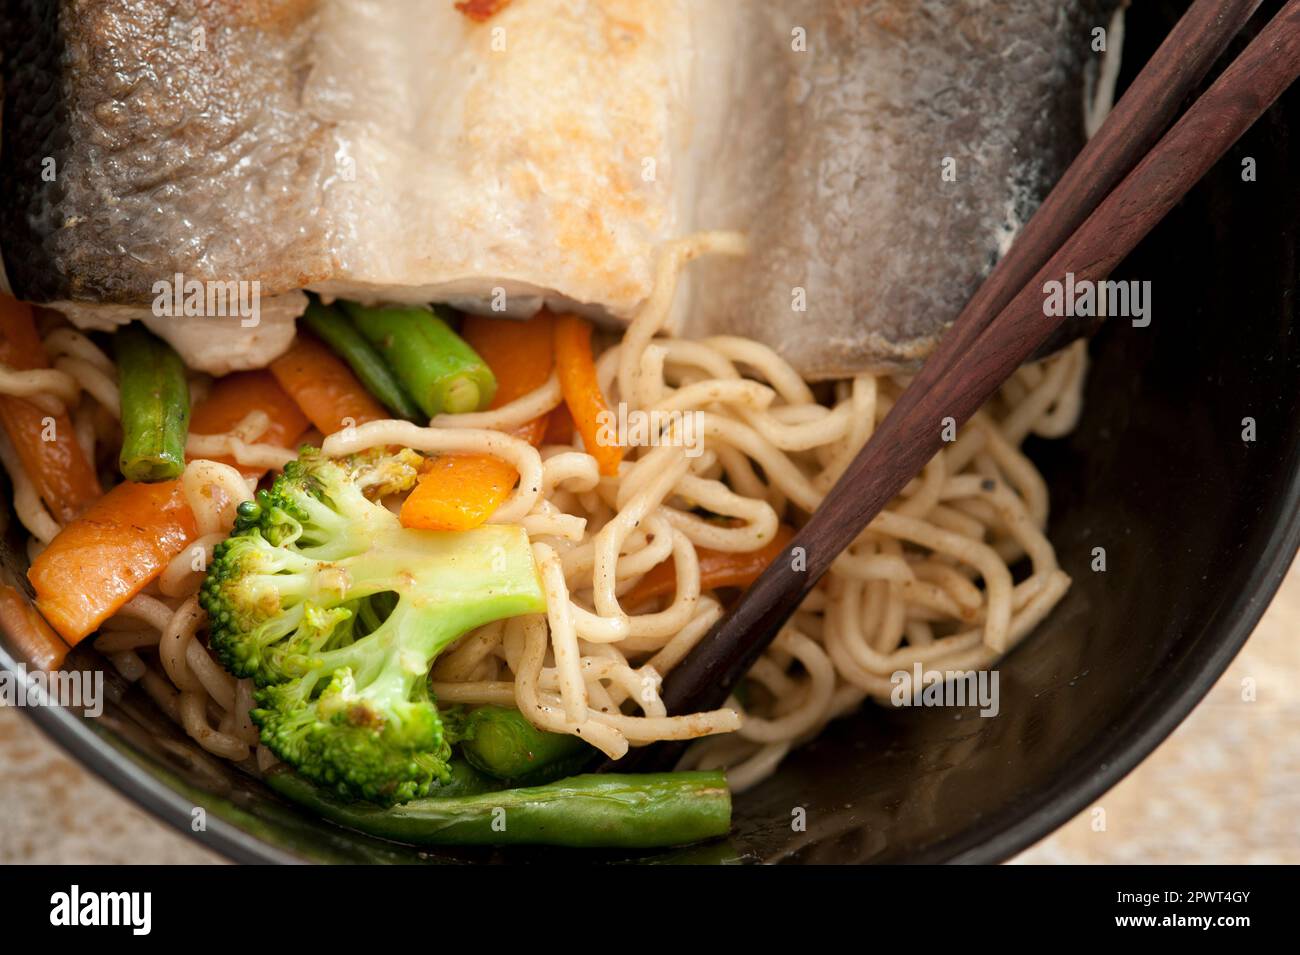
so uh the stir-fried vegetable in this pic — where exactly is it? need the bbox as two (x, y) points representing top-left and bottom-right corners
(399, 453), (518, 532)
(200, 447), (546, 804)
(554, 314), (623, 476)
(543, 402), (575, 445)
(25, 371), (317, 644)
(114, 324), (190, 482)
(269, 331), (388, 435)
(267, 767), (731, 848)
(459, 312), (555, 444)
(0, 582), (70, 670)
(414, 757), (509, 798)
(300, 302), (422, 421)
(0, 295), (101, 523)
(189, 370), (310, 478)
(343, 302), (496, 417)
(398, 312), (554, 532)
(28, 480), (197, 644)
(622, 524), (797, 608)
(455, 705), (594, 782)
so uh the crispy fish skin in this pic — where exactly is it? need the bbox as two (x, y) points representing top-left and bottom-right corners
(1, 0), (687, 372)
(2, 0), (1114, 377)
(0, 0), (685, 313)
(685, 0), (1117, 379)
(1, 0), (331, 306)
(1, 0), (66, 303)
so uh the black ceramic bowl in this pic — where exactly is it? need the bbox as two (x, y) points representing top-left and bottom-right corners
(2, 2), (1298, 864)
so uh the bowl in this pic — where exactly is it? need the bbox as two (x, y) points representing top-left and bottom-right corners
(2, 0), (1298, 864)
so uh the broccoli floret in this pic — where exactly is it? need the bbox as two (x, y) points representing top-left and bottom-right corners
(200, 446), (546, 805)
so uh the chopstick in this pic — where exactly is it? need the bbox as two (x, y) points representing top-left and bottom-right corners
(612, 0), (1300, 773)
(992, 0), (1265, 361)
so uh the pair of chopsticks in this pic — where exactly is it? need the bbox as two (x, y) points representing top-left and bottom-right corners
(612, 0), (1300, 773)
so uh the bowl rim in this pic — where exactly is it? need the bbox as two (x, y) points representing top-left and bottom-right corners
(7, 467), (1299, 864)
(939, 489), (1300, 864)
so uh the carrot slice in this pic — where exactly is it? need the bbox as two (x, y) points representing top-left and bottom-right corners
(553, 314), (622, 476)
(0, 295), (102, 523)
(28, 479), (198, 644)
(189, 370), (310, 476)
(269, 332), (388, 436)
(398, 313), (557, 532)
(622, 525), (796, 609)
(0, 399), (102, 525)
(191, 370), (309, 447)
(542, 403), (575, 445)
(0, 582), (71, 671)
(461, 311), (555, 443)
(399, 453), (518, 532)
(461, 312), (555, 406)
(0, 294), (55, 374)
(455, 0), (512, 23)
(28, 371), (304, 645)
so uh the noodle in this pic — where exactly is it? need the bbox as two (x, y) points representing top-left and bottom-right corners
(2, 233), (1089, 790)
(323, 420), (544, 524)
(413, 231), (1081, 788)
(0, 427), (62, 544)
(53, 356), (120, 419)
(0, 363), (79, 415)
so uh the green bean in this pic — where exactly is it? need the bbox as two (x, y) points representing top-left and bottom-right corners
(300, 301), (423, 421)
(266, 769), (731, 848)
(457, 705), (595, 783)
(425, 757), (509, 798)
(113, 324), (190, 482)
(342, 302), (496, 417)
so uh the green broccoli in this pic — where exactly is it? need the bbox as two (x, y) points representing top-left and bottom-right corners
(199, 446), (546, 805)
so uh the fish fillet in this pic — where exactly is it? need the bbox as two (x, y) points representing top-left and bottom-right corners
(686, 0), (1116, 377)
(0, 0), (1112, 376)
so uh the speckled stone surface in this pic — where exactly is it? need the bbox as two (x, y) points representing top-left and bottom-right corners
(0, 706), (220, 864)
(2, 555), (1297, 865)
(1015, 554), (1300, 865)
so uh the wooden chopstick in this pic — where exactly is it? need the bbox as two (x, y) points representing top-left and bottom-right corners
(612, 0), (1300, 773)
(969, 0), (1264, 364)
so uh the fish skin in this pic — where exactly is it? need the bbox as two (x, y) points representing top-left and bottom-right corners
(1, 0), (688, 375)
(2, 0), (1117, 377)
(684, 0), (1119, 378)
(0, 0), (332, 306)
(1, 0), (67, 303)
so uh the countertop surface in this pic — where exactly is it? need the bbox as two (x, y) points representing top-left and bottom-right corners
(3, 556), (1297, 865)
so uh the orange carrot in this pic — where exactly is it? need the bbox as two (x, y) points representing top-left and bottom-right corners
(28, 479), (198, 644)
(554, 314), (622, 476)
(28, 371), (304, 645)
(0, 582), (71, 671)
(461, 311), (555, 443)
(455, 0), (512, 23)
(0, 295), (102, 523)
(398, 313), (557, 532)
(622, 525), (796, 609)
(269, 332), (388, 436)
(399, 453), (518, 532)
(509, 414), (548, 448)
(189, 370), (310, 476)
(461, 312), (555, 404)
(0, 294), (53, 373)
(542, 402), (575, 446)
